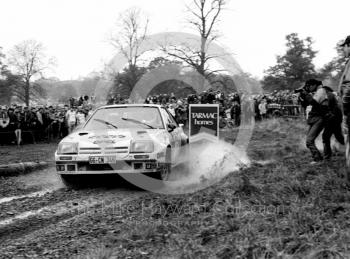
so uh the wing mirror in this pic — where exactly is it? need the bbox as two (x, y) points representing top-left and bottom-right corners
(167, 123), (176, 132)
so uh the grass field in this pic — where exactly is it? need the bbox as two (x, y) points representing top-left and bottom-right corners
(83, 117), (350, 258)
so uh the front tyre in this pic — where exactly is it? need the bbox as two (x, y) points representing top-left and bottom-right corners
(60, 174), (80, 189)
(155, 149), (171, 181)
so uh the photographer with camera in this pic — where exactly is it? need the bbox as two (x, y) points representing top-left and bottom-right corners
(297, 79), (342, 163)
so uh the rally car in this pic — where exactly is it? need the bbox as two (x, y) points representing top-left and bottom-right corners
(55, 104), (188, 187)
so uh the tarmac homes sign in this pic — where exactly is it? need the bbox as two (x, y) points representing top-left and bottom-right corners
(189, 104), (219, 143)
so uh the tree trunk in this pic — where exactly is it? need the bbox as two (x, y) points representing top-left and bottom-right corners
(25, 79), (30, 106)
(199, 35), (207, 89)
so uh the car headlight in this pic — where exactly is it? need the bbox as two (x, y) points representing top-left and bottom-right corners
(57, 142), (78, 155)
(130, 141), (154, 153)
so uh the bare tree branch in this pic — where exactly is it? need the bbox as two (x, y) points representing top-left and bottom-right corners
(163, 0), (226, 82)
(110, 7), (148, 69)
(7, 40), (54, 105)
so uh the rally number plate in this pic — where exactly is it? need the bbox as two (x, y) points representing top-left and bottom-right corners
(89, 156), (116, 164)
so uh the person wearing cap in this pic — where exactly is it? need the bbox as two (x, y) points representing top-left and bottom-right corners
(337, 36), (350, 167)
(338, 36), (350, 89)
(298, 79), (329, 163)
(338, 35), (350, 105)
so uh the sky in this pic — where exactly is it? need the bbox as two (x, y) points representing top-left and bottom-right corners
(0, 0), (349, 80)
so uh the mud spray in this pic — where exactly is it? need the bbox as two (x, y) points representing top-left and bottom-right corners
(17, 167), (64, 191)
(166, 140), (250, 193)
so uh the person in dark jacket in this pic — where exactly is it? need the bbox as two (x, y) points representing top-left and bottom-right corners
(338, 35), (350, 173)
(299, 79), (330, 163)
(230, 100), (241, 127)
(321, 86), (344, 159)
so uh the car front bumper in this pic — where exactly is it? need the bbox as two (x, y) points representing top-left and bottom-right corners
(55, 153), (164, 175)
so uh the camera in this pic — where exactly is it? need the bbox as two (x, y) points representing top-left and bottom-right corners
(294, 87), (306, 93)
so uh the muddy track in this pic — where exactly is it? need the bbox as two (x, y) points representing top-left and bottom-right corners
(0, 167), (146, 258)
(0, 133), (250, 258)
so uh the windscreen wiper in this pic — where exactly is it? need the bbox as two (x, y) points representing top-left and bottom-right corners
(93, 119), (118, 129)
(121, 117), (155, 129)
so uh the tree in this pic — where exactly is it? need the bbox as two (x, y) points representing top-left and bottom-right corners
(0, 46), (6, 75)
(0, 73), (23, 105)
(0, 46), (14, 104)
(110, 8), (149, 97)
(162, 0), (226, 81)
(147, 57), (182, 71)
(145, 57), (195, 97)
(109, 66), (147, 99)
(319, 40), (347, 89)
(7, 40), (55, 105)
(262, 33), (317, 92)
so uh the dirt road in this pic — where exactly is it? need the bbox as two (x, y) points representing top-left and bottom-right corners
(0, 167), (146, 258)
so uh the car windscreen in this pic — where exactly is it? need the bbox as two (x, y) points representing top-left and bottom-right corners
(83, 107), (164, 130)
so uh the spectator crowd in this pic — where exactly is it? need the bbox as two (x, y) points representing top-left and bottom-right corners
(108, 89), (304, 129)
(142, 89), (303, 127)
(0, 90), (304, 145)
(0, 96), (94, 145)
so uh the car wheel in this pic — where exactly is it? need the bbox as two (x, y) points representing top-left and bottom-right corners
(155, 149), (171, 181)
(60, 174), (80, 189)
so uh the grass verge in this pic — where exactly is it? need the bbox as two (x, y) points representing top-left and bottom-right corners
(78, 118), (350, 258)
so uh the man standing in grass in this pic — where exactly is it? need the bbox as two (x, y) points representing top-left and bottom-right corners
(298, 79), (328, 163)
(338, 35), (350, 175)
(300, 78), (344, 163)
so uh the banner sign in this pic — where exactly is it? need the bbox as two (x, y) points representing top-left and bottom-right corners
(189, 104), (219, 143)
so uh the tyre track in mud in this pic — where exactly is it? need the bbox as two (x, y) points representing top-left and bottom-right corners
(0, 167), (146, 257)
(0, 187), (139, 222)
(0, 189), (143, 244)
(0, 193), (142, 259)
(0, 193), (140, 259)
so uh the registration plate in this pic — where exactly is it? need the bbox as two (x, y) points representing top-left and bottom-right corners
(89, 156), (116, 164)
